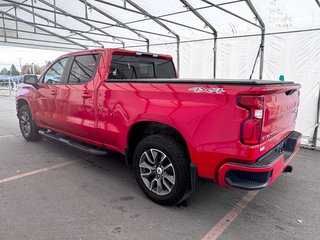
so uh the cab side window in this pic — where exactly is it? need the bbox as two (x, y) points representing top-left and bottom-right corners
(68, 54), (100, 84)
(43, 58), (68, 84)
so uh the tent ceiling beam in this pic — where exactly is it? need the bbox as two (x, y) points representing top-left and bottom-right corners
(36, 0), (107, 48)
(201, 0), (262, 29)
(0, 25), (121, 46)
(66, 25), (176, 40)
(180, 0), (218, 78)
(0, 32), (97, 48)
(16, 5), (105, 49)
(0, 11), (88, 49)
(93, 0), (213, 35)
(315, 0), (320, 8)
(0, 25), (122, 45)
(23, 0), (128, 48)
(0, 39), (84, 50)
(102, 0), (244, 28)
(125, 0), (181, 73)
(77, 0), (150, 51)
(0, 15), (146, 43)
(2, 1), (171, 42)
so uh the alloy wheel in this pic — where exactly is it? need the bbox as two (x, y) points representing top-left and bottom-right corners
(139, 148), (176, 196)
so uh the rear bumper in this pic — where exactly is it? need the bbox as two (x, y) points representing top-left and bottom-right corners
(218, 131), (302, 190)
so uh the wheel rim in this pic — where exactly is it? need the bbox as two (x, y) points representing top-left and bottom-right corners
(139, 148), (176, 196)
(20, 110), (31, 137)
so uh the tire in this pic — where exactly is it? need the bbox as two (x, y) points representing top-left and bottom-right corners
(133, 134), (190, 205)
(18, 104), (41, 141)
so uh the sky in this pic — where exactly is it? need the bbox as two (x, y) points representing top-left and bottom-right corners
(0, 46), (68, 71)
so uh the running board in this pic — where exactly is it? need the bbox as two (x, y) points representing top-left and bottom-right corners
(39, 130), (108, 156)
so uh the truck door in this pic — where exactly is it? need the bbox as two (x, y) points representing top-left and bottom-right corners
(34, 57), (69, 129)
(56, 54), (101, 141)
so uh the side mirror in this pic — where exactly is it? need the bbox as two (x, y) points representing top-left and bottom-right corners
(23, 75), (39, 87)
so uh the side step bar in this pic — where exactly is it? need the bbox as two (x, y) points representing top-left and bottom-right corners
(39, 130), (108, 156)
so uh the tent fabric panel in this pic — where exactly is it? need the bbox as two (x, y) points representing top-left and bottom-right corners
(263, 31), (320, 144)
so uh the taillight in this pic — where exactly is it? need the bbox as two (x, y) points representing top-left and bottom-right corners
(238, 95), (264, 145)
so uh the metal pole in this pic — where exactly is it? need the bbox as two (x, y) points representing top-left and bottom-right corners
(213, 37), (217, 78)
(84, 0), (88, 19)
(177, 36), (180, 75)
(1, 11), (88, 49)
(125, 0), (180, 74)
(15, 5), (105, 48)
(53, 0), (57, 27)
(94, 0), (213, 35)
(2, 13), (7, 42)
(2, 0), (175, 40)
(0, 16), (144, 43)
(244, 0), (265, 79)
(146, 39), (150, 52)
(31, 0), (36, 33)
(259, 29), (265, 79)
(37, 0), (127, 48)
(18, 58), (22, 72)
(14, 6), (18, 38)
(201, 0), (262, 29)
(77, 0), (150, 50)
(0, 40), (85, 50)
(180, 0), (218, 78)
(312, 82), (320, 147)
(8, 69), (12, 96)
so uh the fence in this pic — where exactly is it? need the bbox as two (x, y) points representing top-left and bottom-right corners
(0, 78), (18, 96)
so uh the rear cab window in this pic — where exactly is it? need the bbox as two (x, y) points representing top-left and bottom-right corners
(68, 54), (100, 84)
(108, 54), (176, 80)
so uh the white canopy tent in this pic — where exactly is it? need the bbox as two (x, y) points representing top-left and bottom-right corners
(0, 0), (320, 147)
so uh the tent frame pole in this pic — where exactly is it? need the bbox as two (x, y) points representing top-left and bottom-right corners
(1, 11), (88, 49)
(244, 0), (265, 79)
(125, 0), (181, 74)
(16, 5), (105, 48)
(180, 0), (218, 78)
(77, 0), (150, 51)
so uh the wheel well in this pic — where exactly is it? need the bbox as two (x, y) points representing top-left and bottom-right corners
(17, 99), (29, 112)
(126, 121), (189, 166)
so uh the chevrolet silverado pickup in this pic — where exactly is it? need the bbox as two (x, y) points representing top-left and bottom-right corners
(16, 48), (301, 205)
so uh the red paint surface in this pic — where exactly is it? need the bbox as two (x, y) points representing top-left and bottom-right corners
(16, 48), (301, 186)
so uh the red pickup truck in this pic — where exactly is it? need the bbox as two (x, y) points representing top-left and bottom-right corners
(16, 48), (301, 205)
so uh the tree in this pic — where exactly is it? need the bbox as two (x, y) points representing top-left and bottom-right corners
(45, 60), (52, 66)
(0, 68), (9, 75)
(10, 64), (20, 76)
(21, 63), (42, 75)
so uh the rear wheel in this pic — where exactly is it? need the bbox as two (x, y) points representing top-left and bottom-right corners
(18, 104), (41, 141)
(133, 134), (190, 205)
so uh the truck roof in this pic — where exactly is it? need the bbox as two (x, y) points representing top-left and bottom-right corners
(59, 48), (173, 61)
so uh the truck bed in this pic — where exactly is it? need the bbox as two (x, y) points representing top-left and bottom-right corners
(107, 78), (298, 86)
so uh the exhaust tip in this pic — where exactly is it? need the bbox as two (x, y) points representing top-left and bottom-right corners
(283, 165), (293, 173)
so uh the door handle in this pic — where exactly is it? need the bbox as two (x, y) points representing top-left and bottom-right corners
(82, 90), (92, 98)
(50, 90), (57, 95)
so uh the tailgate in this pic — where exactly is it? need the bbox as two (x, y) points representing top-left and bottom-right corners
(261, 86), (300, 143)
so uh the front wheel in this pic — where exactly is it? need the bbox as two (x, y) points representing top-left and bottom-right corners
(133, 134), (190, 205)
(18, 104), (41, 141)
